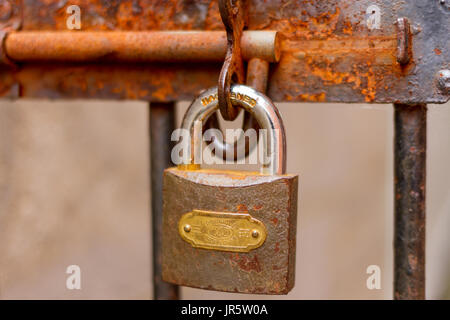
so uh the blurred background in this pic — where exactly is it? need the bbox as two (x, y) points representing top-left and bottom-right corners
(0, 99), (448, 299)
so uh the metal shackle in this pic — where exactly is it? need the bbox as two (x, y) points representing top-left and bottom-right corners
(180, 84), (287, 175)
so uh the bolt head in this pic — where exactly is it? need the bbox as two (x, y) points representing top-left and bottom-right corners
(437, 70), (450, 94)
(439, 0), (450, 9)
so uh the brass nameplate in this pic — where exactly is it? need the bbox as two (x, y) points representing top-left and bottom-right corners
(178, 210), (267, 253)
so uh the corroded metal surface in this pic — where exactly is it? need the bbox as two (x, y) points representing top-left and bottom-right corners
(253, 0), (449, 103)
(15, 63), (219, 101)
(394, 103), (426, 300)
(0, 0), (446, 103)
(162, 168), (298, 294)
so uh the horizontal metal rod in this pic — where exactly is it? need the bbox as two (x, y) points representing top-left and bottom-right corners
(5, 31), (280, 63)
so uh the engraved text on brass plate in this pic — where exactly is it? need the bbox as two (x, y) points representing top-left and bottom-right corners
(178, 210), (267, 252)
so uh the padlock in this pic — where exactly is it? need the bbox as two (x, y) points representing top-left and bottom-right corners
(162, 84), (298, 294)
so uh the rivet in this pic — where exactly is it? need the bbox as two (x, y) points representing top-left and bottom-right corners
(437, 70), (450, 94)
(184, 224), (191, 233)
(251, 230), (259, 238)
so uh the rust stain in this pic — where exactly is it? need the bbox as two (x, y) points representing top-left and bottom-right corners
(408, 253), (418, 271)
(360, 62), (376, 102)
(264, 7), (342, 40)
(272, 282), (281, 293)
(230, 175), (249, 180)
(230, 254), (262, 273)
(301, 55), (377, 102)
(95, 80), (104, 90)
(236, 204), (249, 213)
(274, 242), (280, 253)
(297, 92), (326, 102)
(342, 19), (353, 35)
(272, 264), (284, 270)
(151, 72), (176, 101)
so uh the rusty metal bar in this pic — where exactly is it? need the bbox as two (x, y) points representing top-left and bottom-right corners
(5, 31), (280, 63)
(150, 101), (179, 300)
(246, 58), (269, 93)
(394, 103), (427, 300)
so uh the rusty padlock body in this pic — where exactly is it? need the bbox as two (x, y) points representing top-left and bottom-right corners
(162, 84), (298, 294)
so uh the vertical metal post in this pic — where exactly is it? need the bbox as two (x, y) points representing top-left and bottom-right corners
(393, 103), (427, 300)
(246, 58), (269, 93)
(149, 102), (179, 300)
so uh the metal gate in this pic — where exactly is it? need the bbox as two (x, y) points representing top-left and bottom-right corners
(0, 0), (448, 299)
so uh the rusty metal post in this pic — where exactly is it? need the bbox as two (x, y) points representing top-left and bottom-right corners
(246, 58), (269, 93)
(149, 102), (179, 300)
(394, 103), (427, 300)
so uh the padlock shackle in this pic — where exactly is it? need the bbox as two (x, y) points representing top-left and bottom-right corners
(180, 84), (287, 175)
